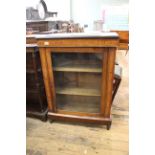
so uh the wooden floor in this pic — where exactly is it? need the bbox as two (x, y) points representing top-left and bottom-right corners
(26, 50), (129, 155)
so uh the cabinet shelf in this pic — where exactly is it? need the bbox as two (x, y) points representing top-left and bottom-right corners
(53, 59), (102, 73)
(56, 87), (101, 97)
(53, 66), (102, 73)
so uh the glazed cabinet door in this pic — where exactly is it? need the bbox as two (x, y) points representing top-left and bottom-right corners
(45, 48), (109, 115)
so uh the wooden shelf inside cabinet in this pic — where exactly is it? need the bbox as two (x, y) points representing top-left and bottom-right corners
(53, 67), (102, 73)
(36, 32), (119, 129)
(56, 87), (101, 97)
(53, 59), (102, 73)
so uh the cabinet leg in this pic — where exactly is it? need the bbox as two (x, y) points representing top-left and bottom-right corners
(41, 115), (47, 122)
(106, 122), (112, 130)
(49, 119), (54, 123)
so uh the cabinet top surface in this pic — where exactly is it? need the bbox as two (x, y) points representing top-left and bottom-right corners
(33, 32), (118, 40)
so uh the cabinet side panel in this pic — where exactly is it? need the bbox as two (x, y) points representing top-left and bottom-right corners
(104, 48), (116, 117)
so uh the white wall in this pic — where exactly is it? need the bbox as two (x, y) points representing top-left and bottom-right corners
(71, 0), (129, 31)
(26, 0), (129, 30)
(45, 0), (71, 20)
(26, 0), (40, 8)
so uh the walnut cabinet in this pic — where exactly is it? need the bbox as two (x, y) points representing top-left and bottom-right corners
(36, 33), (119, 129)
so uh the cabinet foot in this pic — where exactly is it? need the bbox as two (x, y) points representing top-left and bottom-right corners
(41, 115), (47, 122)
(106, 122), (112, 130)
(49, 120), (54, 123)
(26, 108), (48, 121)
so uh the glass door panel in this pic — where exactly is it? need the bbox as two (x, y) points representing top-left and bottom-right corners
(52, 53), (103, 113)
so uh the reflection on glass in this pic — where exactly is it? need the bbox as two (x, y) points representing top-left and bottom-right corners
(52, 53), (103, 113)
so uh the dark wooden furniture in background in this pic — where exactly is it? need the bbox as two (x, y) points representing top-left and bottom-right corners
(26, 21), (49, 32)
(26, 20), (69, 33)
(36, 32), (119, 129)
(111, 30), (129, 51)
(26, 44), (48, 121)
